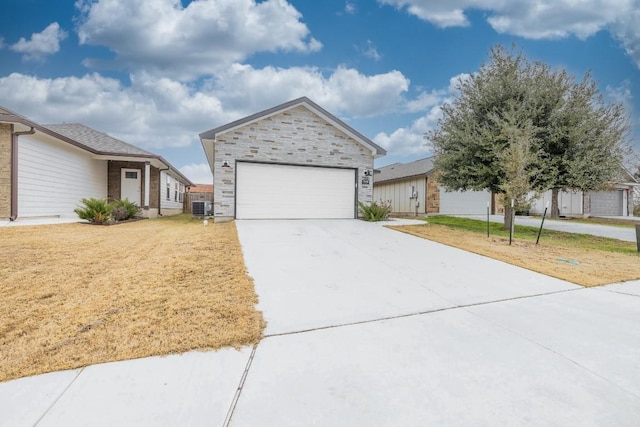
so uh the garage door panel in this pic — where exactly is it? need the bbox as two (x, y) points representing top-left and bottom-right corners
(590, 191), (623, 216)
(439, 188), (491, 215)
(236, 163), (355, 219)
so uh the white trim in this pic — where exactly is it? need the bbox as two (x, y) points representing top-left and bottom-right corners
(144, 162), (150, 208)
(235, 163), (356, 219)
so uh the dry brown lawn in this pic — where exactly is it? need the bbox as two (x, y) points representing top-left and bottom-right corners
(390, 224), (640, 287)
(0, 216), (265, 382)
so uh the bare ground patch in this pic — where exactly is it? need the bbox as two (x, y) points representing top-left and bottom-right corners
(0, 217), (265, 382)
(389, 224), (640, 287)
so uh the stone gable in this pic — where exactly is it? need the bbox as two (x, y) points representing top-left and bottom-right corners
(213, 106), (374, 220)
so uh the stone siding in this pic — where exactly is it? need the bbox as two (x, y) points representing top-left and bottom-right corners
(0, 124), (11, 219)
(213, 106), (374, 220)
(426, 175), (440, 214)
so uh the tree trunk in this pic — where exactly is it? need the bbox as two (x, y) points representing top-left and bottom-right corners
(550, 188), (560, 219)
(504, 205), (513, 231)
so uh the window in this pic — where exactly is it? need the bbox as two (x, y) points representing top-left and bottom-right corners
(174, 190), (178, 202)
(125, 171), (137, 179)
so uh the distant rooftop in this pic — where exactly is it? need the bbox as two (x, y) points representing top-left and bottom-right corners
(375, 157), (435, 184)
(189, 184), (213, 193)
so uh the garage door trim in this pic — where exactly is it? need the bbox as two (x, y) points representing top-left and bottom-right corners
(234, 161), (358, 219)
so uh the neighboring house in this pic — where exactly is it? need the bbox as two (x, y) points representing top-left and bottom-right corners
(0, 107), (192, 221)
(373, 157), (495, 216)
(199, 97), (386, 221)
(187, 184), (214, 202)
(529, 168), (640, 217)
(184, 184), (214, 214)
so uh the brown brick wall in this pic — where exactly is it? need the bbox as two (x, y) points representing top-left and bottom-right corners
(107, 161), (159, 209)
(149, 166), (159, 209)
(0, 124), (12, 219)
(426, 174), (440, 214)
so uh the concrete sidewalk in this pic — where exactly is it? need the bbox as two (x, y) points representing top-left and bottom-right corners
(0, 217), (85, 227)
(1, 219), (639, 426)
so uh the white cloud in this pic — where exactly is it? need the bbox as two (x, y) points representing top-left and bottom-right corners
(75, 0), (321, 80)
(612, 7), (640, 68)
(210, 64), (409, 118)
(179, 163), (213, 184)
(373, 73), (467, 156)
(344, 2), (357, 15)
(10, 22), (67, 61)
(374, 105), (443, 156)
(378, 0), (640, 68)
(0, 64), (410, 151)
(0, 72), (224, 150)
(361, 40), (382, 61)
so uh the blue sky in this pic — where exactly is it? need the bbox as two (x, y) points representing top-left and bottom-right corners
(1, 0), (639, 183)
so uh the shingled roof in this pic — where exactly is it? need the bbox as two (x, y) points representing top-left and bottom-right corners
(0, 106), (193, 185)
(375, 157), (435, 184)
(43, 123), (155, 156)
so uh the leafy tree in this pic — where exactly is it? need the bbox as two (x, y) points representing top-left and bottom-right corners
(429, 45), (628, 224)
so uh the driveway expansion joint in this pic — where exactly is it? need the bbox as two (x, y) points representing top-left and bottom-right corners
(223, 343), (259, 427)
(263, 287), (582, 339)
(33, 367), (84, 427)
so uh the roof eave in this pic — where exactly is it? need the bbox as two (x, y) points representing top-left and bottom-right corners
(198, 97), (387, 158)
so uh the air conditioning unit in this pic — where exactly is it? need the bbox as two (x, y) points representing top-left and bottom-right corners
(192, 201), (211, 216)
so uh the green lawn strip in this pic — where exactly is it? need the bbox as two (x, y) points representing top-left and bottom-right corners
(549, 216), (639, 228)
(423, 215), (638, 254)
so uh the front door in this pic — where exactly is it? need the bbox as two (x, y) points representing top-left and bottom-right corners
(121, 169), (141, 205)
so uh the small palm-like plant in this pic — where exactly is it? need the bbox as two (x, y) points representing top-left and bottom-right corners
(358, 200), (392, 222)
(110, 198), (141, 220)
(74, 198), (113, 224)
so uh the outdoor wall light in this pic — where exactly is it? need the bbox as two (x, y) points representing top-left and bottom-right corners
(364, 169), (372, 176)
(222, 161), (231, 168)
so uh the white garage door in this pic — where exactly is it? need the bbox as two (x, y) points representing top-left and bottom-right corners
(439, 187), (491, 215)
(236, 163), (356, 219)
(590, 191), (623, 216)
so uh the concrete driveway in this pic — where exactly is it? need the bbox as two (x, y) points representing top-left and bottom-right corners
(2, 219), (639, 426)
(229, 219), (640, 426)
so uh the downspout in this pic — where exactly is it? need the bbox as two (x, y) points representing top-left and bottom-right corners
(157, 167), (169, 216)
(10, 126), (35, 221)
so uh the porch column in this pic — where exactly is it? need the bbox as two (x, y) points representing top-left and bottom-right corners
(144, 161), (150, 210)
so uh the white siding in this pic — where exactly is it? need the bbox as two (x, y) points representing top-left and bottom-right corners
(373, 178), (426, 215)
(439, 188), (491, 215)
(17, 134), (107, 218)
(590, 191), (624, 216)
(161, 171), (184, 210)
(529, 190), (583, 216)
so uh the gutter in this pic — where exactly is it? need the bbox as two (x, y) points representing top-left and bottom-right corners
(157, 167), (170, 216)
(10, 126), (35, 220)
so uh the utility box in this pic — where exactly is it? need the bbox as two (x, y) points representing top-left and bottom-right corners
(192, 201), (212, 216)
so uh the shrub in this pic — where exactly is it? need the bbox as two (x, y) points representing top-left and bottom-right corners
(358, 201), (392, 222)
(110, 198), (141, 220)
(74, 198), (113, 224)
(111, 206), (129, 221)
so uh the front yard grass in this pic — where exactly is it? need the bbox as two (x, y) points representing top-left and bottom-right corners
(0, 215), (265, 382)
(390, 215), (640, 287)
